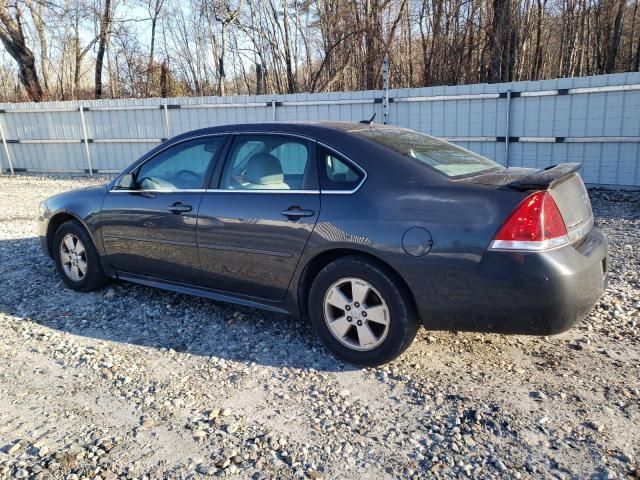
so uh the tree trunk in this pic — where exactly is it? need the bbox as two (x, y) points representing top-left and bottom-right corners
(418, 2), (431, 85)
(506, 23), (517, 80)
(629, 0), (640, 70)
(605, 0), (625, 73)
(26, 0), (48, 93)
(282, 0), (296, 93)
(256, 63), (264, 95)
(95, 0), (112, 99)
(635, 0), (640, 72)
(146, 0), (164, 97)
(215, 0), (244, 96)
(147, 17), (157, 96)
(74, 33), (81, 95)
(488, 0), (510, 82)
(532, 0), (545, 78)
(218, 22), (226, 96)
(0, 3), (44, 101)
(160, 59), (169, 97)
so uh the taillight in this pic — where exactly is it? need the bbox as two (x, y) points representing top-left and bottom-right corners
(489, 191), (568, 251)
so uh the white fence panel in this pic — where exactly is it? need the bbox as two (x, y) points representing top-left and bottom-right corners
(0, 72), (638, 186)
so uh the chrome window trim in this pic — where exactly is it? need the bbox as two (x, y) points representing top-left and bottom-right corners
(108, 131), (368, 195)
(317, 142), (368, 195)
(110, 189), (207, 193)
(205, 189), (320, 194)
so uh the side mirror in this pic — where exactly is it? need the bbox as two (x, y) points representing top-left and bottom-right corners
(117, 173), (137, 190)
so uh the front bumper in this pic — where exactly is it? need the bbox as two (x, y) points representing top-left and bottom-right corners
(421, 226), (608, 335)
(38, 213), (51, 257)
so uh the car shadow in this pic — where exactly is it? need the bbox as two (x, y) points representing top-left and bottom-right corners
(0, 236), (353, 372)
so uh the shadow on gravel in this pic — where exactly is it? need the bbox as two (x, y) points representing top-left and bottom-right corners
(0, 237), (352, 372)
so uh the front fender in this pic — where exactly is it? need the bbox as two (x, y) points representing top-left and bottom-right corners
(40, 185), (112, 275)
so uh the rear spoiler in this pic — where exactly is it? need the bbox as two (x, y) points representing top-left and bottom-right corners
(506, 163), (581, 191)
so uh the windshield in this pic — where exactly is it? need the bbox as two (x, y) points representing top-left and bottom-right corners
(353, 127), (502, 178)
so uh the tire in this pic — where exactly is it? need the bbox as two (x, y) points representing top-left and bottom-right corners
(308, 256), (419, 366)
(53, 220), (109, 292)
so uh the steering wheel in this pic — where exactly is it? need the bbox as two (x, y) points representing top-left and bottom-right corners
(138, 176), (175, 190)
(175, 169), (201, 188)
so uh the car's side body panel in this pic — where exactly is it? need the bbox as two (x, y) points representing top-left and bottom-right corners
(39, 185), (113, 276)
(116, 271), (291, 314)
(100, 190), (205, 285)
(291, 181), (527, 322)
(196, 191), (321, 301)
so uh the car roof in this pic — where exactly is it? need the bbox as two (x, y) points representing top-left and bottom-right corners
(172, 121), (401, 138)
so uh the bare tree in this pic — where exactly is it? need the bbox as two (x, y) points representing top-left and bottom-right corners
(0, 0), (639, 102)
(94, 0), (112, 98)
(71, 1), (100, 97)
(487, 0), (511, 82)
(203, 0), (243, 96)
(0, 0), (43, 100)
(145, 0), (165, 96)
(25, 0), (49, 92)
(605, 0), (626, 72)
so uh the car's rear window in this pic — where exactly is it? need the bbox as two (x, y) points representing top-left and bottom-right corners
(352, 128), (502, 178)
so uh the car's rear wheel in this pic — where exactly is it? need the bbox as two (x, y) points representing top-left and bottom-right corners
(308, 256), (419, 366)
(53, 220), (109, 292)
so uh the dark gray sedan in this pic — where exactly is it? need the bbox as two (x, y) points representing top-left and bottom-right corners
(38, 122), (607, 366)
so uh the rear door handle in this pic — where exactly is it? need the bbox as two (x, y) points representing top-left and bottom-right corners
(281, 206), (315, 220)
(168, 202), (192, 214)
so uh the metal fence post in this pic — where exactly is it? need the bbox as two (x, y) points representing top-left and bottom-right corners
(504, 89), (511, 167)
(0, 113), (14, 175)
(79, 105), (93, 175)
(382, 56), (389, 125)
(163, 102), (170, 139)
(271, 99), (276, 121)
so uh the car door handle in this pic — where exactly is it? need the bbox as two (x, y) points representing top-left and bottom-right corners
(281, 206), (315, 220)
(168, 203), (192, 214)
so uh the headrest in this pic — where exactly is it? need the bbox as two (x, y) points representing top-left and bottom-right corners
(246, 153), (284, 185)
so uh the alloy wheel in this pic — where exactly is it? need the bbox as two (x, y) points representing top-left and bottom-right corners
(59, 233), (88, 282)
(323, 277), (390, 351)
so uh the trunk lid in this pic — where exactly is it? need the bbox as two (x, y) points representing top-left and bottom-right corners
(464, 163), (594, 244)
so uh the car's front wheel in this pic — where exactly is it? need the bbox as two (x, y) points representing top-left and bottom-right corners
(308, 256), (419, 366)
(53, 220), (109, 292)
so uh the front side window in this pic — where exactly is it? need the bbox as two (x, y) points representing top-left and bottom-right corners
(353, 127), (502, 178)
(135, 137), (225, 190)
(318, 146), (364, 191)
(220, 135), (310, 190)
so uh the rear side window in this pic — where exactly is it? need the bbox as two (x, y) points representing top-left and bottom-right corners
(318, 146), (364, 191)
(272, 142), (308, 176)
(352, 127), (502, 178)
(219, 135), (310, 190)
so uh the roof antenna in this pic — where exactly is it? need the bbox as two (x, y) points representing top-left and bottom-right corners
(360, 113), (376, 124)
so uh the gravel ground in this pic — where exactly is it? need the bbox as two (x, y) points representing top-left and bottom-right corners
(0, 175), (638, 480)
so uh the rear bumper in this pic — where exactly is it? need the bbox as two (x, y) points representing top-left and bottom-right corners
(420, 227), (607, 335)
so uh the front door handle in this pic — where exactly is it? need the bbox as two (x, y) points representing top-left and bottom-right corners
(281, 206), (315, 220)
(168, 202), (192, 214)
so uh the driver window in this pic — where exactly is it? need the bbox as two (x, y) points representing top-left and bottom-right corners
(135, 137), (224, 190)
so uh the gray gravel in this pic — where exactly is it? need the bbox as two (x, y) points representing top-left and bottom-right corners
(0, 175), (638, 480)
